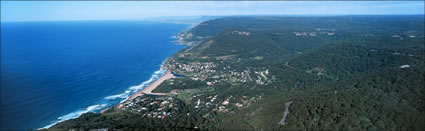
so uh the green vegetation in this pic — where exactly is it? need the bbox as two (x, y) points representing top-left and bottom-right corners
(152, 78), (207, 93)
(48, 15), (425, 130)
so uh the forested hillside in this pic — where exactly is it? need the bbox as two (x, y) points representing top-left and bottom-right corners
(49, 15), (425, 130)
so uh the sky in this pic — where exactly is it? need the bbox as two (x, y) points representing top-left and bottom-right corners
(1, 1), (424, 22)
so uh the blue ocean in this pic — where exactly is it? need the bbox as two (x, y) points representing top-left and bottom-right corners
(0, 21), (188, 130)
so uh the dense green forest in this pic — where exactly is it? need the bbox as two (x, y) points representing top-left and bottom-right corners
(48, 15), (425, 130)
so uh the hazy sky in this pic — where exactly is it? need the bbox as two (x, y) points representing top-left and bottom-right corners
(1, 1), (424, 22)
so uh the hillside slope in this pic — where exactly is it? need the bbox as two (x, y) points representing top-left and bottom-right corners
(49, 15), (425, 130)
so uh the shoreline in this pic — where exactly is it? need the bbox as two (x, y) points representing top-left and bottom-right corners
(129, 70), (174, 99)
(42, 23), (189, 129)
(117, 70), (175, 108)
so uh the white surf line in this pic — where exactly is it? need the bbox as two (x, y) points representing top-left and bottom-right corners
(39, 104), (108, 129)
(118, 65), (167, 103)
(107, 68), (166, 102)
(39, 61), (168, 130)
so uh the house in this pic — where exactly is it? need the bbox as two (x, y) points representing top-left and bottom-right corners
(400, 65), (410, 68)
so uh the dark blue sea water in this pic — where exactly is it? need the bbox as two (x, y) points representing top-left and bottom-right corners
(0, 21), (188, 130)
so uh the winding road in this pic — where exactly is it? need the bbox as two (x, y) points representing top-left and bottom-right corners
(278, 101), (293, 125)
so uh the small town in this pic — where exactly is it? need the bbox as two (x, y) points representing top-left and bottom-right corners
(119, 95), (181, 119)
(293, 31), (335, 36)
(119, 93), (263, 120)
(166, 57), (272, 86)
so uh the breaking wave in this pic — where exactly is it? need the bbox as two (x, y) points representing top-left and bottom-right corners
(40, 62), (167, 129)
(41, 104), (108, 129)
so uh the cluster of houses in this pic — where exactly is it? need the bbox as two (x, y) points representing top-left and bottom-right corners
(392, 33), (418, 40)
(166, 61), (217, 81)
(293, 32), (335, 37)
(212, 68), (270, 86)
(363, 31), (420, 40)
(190, 93), (263, 114)
(254, 69), (270, 85)
(120, 95), (181, 119)
(316, 28), (336, 31)
(231, 31), (251, 36)
(206, 70), (251, 85)
(167, 57), (272, 86)
(118, 92), (263, 121)
(200, 68), (269, 86)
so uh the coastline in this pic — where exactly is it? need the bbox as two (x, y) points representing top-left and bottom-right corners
(41, 53), (176, 130)
(128, 70), (174, 99)
(116, 69), (175, 109)
(42, 23), (190, 129)
(120, 30), (189, 104)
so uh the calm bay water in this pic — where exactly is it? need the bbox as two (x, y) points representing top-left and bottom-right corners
(0, 21), (188, 130)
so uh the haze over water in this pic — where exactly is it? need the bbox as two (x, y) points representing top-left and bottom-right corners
(0, 21), (188, 129)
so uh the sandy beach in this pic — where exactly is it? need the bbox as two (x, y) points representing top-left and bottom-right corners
(127, 70), (175, 100)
